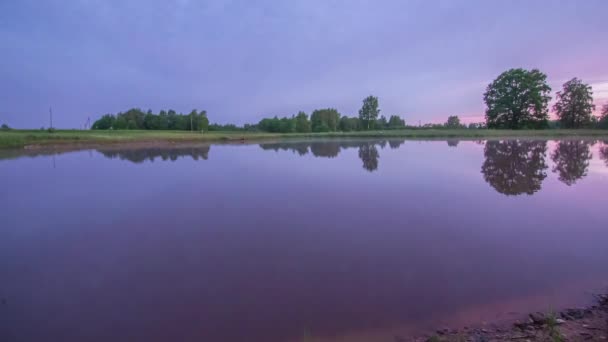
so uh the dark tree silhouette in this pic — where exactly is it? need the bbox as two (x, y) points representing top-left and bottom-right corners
(553, 78), (595, 128)
(551, 140), (593, 185)
(358, 143), (379, 172)
(481, 140), (548, 195)
(484, 69), (551, 129)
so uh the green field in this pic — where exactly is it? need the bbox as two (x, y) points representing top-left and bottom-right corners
(1, 129), (608, 149)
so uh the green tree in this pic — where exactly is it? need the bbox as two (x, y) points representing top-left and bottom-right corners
(1, 123), (11, 130)
(339, 116), (359, 131)
(387, 115), (405, 129)
(159, 110), (169, 130)
(445, 115), (462, 128)
(553, 78), (595, 128)
(359, 95), (380, 130)
(92, 114), (116, 129)
(295, 111), (311, 133)
(197, 110), (209, 132)
(376, 115), (388, 129)
(484, 68), (552, 129)
(114, 115), (128, 129)
(311, 108), (340, 132)
(144, 110), (159, 130)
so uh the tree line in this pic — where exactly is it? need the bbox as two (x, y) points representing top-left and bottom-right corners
(91, 108), (209, 131)
(88, 68), (608, 132)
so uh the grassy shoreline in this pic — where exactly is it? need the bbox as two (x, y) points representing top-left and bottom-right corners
(1, 129), (608, 149)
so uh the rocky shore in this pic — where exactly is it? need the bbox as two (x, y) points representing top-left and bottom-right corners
(406, 294), (608, 342)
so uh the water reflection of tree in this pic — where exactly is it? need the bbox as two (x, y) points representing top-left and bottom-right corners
(258, 140), (407, 172)
(388, 140), (404, 149)
(551, 140), (593, 186)
(99, 146), (210, 163)
(309, 142), (341, 158)
(481, 140), (548, 196)
(358, 143), (379, 172)
(600, 141), (608, 167)
(447, 140), (460, 147)
(259, 143), (309, 156)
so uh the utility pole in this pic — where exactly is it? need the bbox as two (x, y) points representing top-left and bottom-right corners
(49, 107), (53, 129)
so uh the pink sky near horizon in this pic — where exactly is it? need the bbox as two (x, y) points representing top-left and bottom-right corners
(428, 80), (608, 125)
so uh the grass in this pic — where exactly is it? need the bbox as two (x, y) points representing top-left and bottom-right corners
(1, 128), (608, 149)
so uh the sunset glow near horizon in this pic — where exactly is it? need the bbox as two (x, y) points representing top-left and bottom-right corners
(1, 0), (607, 128)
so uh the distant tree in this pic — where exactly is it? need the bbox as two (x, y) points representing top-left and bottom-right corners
(208, 123), (243, 131)
(481, 140), (548, 195)
(358, 143), (379, 171)
(376, 115), (388, 130)
(144, 110), (159, 130)
(114, 115), (128, 129)
(311, 108), (340, 132)
(358, 95), (380, 130)
(279, 116), (296, 133)
(197, 110), (209, 132)
(387, 115), (405, 129)
(445, 115), (462, 129)
(599, 104), (608, 129)
(1, 123), (10, 130)
(553, 78), (595, 128)
(159, 110), (169, 130)
(484, 68), (551, 129)
(551, 140), (593, 185)
(258, 116), (295, 133)
(339, 116), (359, 131)
(167, 110), (178, 130)
(92, 114), (116, 130)
(295, 111), (311, 133)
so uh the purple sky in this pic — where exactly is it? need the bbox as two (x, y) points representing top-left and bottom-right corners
(1, 0), (607, 128)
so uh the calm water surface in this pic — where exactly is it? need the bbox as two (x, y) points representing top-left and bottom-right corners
(1, 139), (608, 342)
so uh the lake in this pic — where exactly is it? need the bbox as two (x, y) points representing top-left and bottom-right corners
(1, 139), (607, 341)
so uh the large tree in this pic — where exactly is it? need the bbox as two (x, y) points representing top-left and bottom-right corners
(484, 68), (552, 129)
(553, 78), (595, 128)
(358, 95), (380, 130)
